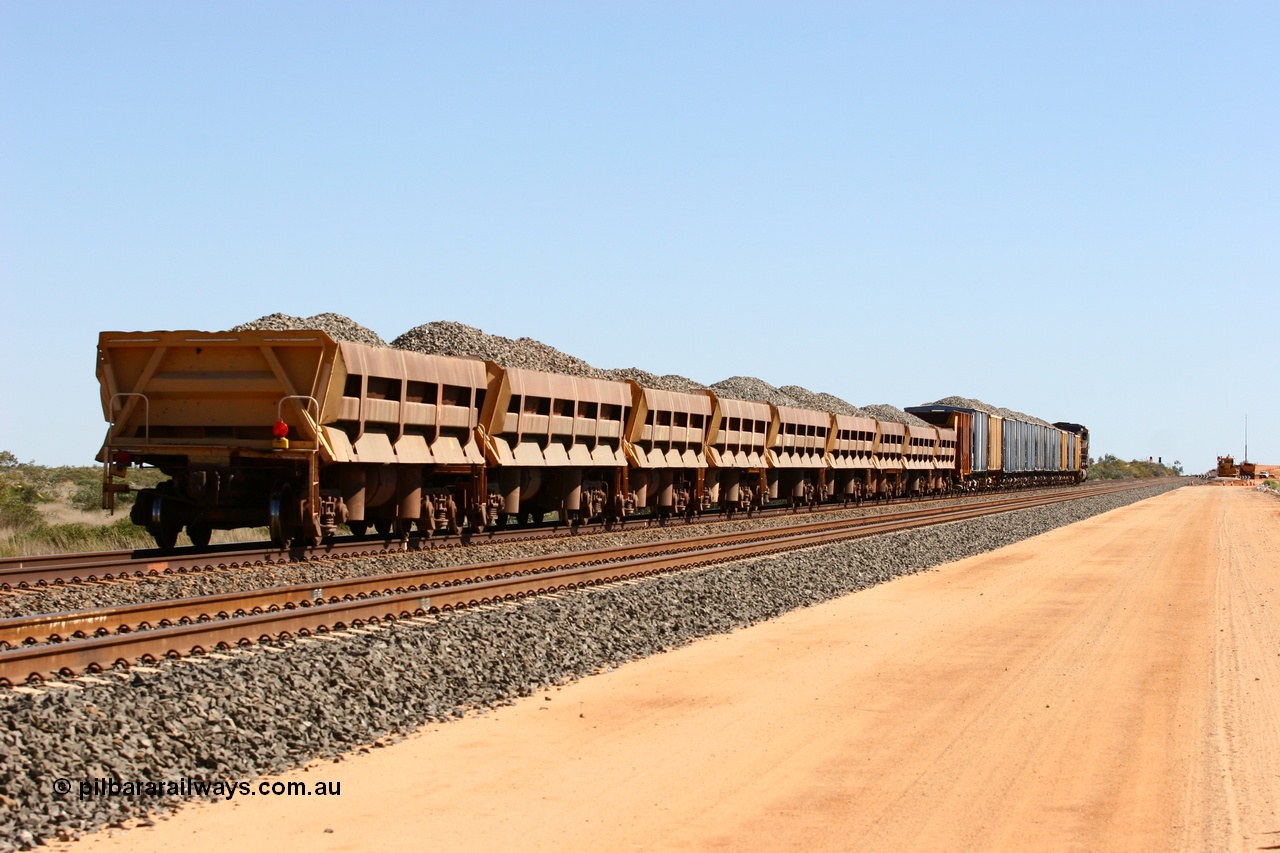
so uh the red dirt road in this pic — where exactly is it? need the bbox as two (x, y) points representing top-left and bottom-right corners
(73, 486), (1280, 852)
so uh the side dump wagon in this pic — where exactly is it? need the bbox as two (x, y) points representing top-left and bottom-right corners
(97, 330), (344, 547)
(97, 330), (495, 547)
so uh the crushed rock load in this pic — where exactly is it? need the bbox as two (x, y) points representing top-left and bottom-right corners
(994, 407), (1054, 428)
(227, 316), (1035, 427)
(930, 396), (1054, 427)
(932, 395), (999, 414)
(394, 323), (706, 391)
(392, 321), (607, 379)
(709, 376), (801, 407)
(779, 386), (867, 417)
(861, 403), (930, 427)
(230, 313), (387, 348)
(1, 482), (1185, 847)
(602, 368), (707, 394)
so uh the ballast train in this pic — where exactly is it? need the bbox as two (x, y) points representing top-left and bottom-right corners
(95, 330), (1090, 549)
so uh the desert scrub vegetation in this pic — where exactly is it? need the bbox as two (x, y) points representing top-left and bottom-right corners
(1088, 454), (1183, 480)
(0, 451), (270, 556)
(0, 450), (167, 556)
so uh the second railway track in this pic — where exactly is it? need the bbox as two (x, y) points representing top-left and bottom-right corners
(0, 481), (1131, 591)
(0, 480), (1158, 686)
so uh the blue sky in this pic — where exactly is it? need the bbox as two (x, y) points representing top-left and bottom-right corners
(2, 2), (1276, 470)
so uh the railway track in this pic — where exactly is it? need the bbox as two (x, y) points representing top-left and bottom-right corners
(0, 480), (1158, 687)
(0, 481), (1117, 591)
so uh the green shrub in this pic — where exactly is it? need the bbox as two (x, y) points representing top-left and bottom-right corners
(1089, 454), (1181, 480)
(71, 479), (104, 512)
(0, 473), (44, 529)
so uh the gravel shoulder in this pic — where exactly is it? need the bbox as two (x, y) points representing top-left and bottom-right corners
(3, 482), (1190, 849)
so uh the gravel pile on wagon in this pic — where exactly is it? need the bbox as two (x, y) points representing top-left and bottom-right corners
(994, 407), (1054, 427)
(931, 396), (1055, 426)
(228, 315), (1052, 428)
(861, 404), (930, 427)
(394, 322), (708, 391)
(230, 313), (388, 347)
(779, 386), (867, 417)
(709, 376), (801, 407)
(932, 395), (999, 414)
(603, 368), (707, 394)
(393, 321), (608, 379)
(1, 482), (1185, 847)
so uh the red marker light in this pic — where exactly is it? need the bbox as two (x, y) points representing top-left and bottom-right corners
(113, 450), (132, 466)
(272, 420), (289, 438)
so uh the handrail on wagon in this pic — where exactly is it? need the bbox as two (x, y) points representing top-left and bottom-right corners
(109, 392), (150, 442)
(278, 395), (321, 430)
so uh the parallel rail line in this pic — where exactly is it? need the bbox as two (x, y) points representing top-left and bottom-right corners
(0, 480), (1159, 687)
(1, 485), (1133, 647)
(0, 482), (1124, 591)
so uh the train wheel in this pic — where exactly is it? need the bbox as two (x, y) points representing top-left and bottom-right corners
(268, 486), (293, 547)
(155, 529), (178, 550)
(147, 494), (181, 550)
(347, 521), (368, 536)
(186, 525), (212, 548)
(373, 519), (391, 535)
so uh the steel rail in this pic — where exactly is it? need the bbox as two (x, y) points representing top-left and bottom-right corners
(0, 481), (1131, 590)
(0, 480), (1161, 686)
(0, 482), (1148, 649)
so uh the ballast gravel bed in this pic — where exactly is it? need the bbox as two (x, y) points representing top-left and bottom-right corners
(0, 481), (1183, 850)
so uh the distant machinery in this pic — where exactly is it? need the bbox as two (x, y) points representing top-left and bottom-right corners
(1217, 456), (1239, 478)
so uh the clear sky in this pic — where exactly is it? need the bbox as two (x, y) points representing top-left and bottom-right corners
(2, 2), (1276, 471)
